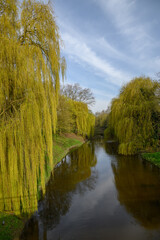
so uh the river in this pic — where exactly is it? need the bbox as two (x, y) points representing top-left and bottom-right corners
(19, 141), (160, 240)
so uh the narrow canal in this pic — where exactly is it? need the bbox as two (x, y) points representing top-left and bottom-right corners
(20, 141), (160, 240)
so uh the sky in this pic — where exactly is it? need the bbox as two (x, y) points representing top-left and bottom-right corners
(52, 0), (160, 113)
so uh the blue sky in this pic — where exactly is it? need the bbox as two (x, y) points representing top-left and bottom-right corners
(52, 0), (160, 113)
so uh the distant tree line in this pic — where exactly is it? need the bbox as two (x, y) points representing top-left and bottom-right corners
(94, 110), (108, 137)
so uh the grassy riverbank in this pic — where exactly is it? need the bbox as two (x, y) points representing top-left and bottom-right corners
(142, 152), (160, 168)
(53, 133), (84, 164)
(0, 134), (84, 240)
(0, 213), (24, 240)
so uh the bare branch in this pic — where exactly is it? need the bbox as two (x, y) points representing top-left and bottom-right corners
(61, 83), (95, 106)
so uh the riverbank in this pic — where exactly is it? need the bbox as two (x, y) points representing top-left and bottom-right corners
(53, 133), (84, 166)
(0, 134), (84, 240)
(142, 152), (160, 168)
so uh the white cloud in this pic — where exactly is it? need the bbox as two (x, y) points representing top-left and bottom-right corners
(54, 0), (160, 113)
(62, 32), (130, 86)
(92, 88), (116, 99)
(91, 99), (111, 113)
(90, 88), (117, 113)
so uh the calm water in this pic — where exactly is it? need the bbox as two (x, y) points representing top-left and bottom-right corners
(20, 141), (160, 240)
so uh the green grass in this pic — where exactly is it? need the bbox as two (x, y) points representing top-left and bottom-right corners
(44, 135), (83, 182)
(0, 212), (24, 240)
(53, 135), (83, 164)
(142, 152), (160, 167)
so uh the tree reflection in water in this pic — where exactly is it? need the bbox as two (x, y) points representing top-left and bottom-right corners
(109, 147), (160, 230)
(21, 142), (97, 238)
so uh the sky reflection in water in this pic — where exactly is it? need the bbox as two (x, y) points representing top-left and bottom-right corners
(20, 141), (160, 240)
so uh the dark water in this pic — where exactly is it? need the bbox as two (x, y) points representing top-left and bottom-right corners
(20, 141), (160, 240)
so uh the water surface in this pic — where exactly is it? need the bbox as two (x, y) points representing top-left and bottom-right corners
(20, 141), (160, 240)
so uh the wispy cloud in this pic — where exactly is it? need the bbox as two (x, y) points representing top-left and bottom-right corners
(94, 0), (153, 53)
(96, 37), (126, 60)
(91, 88), (116, 112)
(54, 0), (160, 112)
(91, 99), (111, 113)
(92, 88), (116, 99)
(62, 32), (130, 86)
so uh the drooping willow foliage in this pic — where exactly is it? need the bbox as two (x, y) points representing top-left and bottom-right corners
(0, 0), (65, 214)
(71, 100), (95, 138)
(57, 96), (95, 138)
(108, 77), (160, 155)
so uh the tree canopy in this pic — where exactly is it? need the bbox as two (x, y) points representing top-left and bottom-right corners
(107, 77), (160, 155)
(0, 0), (65, 214)
(58, 83), (95, 137)
(57, 94), (95, 138)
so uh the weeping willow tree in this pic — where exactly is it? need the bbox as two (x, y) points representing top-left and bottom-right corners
(57, 96), (95, 137)
(68, 99), (95, 138)
(57, 84), (95, 138)
(0, 0), (65, 214)
(108, 77), (160, 155)
(57, 95), (74, 134)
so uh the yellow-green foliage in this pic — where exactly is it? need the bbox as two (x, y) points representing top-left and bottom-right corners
(0, 0), (64, 214)
(109, 77), (159, 155)
(69, 100), (95, 138)
(57, 96), (95, 138)
(57, 95), (74, 133)
(94, 110), (108, 136)
(104, 127), (115, 140)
